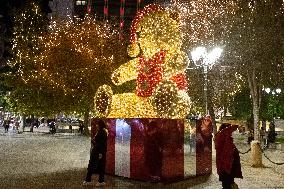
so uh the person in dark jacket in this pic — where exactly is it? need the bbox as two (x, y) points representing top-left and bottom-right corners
(215, 123), (243, 189)
(144, 121), (163, 182)
(4, 119), (10, 133)
(83, 120), (108, 186)
(78, 121), (84, 134)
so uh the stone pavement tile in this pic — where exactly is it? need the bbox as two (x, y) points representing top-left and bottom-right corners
(234, 143), (284, 189)
(0, 132), (283, 189)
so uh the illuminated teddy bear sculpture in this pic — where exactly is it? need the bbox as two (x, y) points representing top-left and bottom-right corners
(94, 4), (190, 118)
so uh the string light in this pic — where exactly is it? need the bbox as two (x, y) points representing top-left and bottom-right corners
(95, 4), (191, 119)
(7, 3), (124, 115)
(169, 0), (238, 47)
(136, 50), (166, 97)
(94, 85), (113, 117)
(38, 16), (118, 94)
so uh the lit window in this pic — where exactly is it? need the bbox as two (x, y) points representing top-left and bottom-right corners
(76, 1), (86, 5)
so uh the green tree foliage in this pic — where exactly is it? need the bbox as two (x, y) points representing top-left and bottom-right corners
(6, 2), (128, 118)
(261, 91), (284, 121)
(38, 17), (127, 116)
(229, 87), (252, 120)
(225, 0), (284, 78)
(229, 88), (284, 123)
(4, 2), (48, 116)
(181, 1), (239, 121)
(279, 93), (284, 119)
(222, 0), (284, 141)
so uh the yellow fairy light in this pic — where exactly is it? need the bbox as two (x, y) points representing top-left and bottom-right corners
(107, 93), (157, 118)
(94, 85), (113, 117)
(151, 80), (179, 118)
(95, 4), (191, 119)
(127, 43), (140, 58)
(7, 2), (126, 115)
(170, 0), (238, 47)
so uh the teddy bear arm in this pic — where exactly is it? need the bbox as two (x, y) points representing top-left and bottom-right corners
(111, 58), (138, 85)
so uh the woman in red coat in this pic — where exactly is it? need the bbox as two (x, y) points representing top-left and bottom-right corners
(215, 123), (243, 189)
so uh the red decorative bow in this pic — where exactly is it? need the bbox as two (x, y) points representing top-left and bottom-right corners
(136, 51), (188, 97)
(136, 51), (166, 97)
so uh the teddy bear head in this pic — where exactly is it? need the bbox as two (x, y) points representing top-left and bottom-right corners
(127, 4), (182, 59)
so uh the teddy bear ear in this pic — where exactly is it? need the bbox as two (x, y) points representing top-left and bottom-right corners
(127, 43), (140, 58)
(169, 11), (180, 22)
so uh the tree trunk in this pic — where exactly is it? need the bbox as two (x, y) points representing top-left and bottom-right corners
(252, 97), (260, 141)
(83, 110), (90, 136)
(208, 81), (217, 135)
(261, 120), (266, 131)
(223, 106), (227, 117)
(20, 115), (26, 133)
(209, 104), (217, 135)
(247, 69), (263, 167)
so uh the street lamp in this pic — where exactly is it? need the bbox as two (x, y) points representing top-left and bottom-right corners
(264, 88), (271, 94)
(263, 87), (282, 119)
(263, 88), (281, 95)
(191, 46), (223, 115)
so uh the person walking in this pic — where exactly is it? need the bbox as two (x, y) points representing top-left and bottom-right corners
(4, 119), (10, 133)
(15, 120), (20, 133)
(83, 120), (108, 186)
(215, 123), (243, 189)
(78, 121), (84, 134)
(69, 124), (72, 133)
(267, 120), (277, 145)
(49, 121), (56, 134)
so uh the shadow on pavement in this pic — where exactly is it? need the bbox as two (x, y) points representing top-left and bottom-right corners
(0, 168), (212, 189)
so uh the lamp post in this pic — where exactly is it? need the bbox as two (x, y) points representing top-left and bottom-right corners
(264, 88), (282, 119)
(263, 88), (281, 144)
(191, 47), (223, 115)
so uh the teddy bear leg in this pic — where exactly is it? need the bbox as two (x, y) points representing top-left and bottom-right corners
(94, 85), (113, 117)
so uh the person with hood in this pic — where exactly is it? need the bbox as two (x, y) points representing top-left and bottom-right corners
(215, 123), (243, 189)
(83, 120), (108, 187)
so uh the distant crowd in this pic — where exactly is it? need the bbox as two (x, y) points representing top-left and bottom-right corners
(1, 116), (85, 134)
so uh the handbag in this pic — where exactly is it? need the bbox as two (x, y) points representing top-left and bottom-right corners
(231, 182), (239, 189)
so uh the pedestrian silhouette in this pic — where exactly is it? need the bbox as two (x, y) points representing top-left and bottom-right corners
(215, 123), (243, 189)
(69, 125), (72, 133)
(83, 120), (108, 186)
(4, 119), (10, 133)
(78, 121), (84, 134)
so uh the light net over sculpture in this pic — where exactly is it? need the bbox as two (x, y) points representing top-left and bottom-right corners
(94, 4), (191, 119)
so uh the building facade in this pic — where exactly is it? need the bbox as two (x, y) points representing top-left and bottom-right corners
(48, 0), (74, 20)
(48, 0), (174, 40)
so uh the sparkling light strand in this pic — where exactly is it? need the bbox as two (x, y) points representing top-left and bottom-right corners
(95, 4), (191, 119)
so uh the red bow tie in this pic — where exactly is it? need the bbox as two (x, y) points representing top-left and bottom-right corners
(136, 51), (187, 97)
